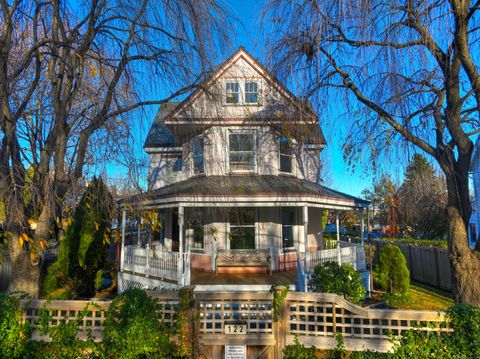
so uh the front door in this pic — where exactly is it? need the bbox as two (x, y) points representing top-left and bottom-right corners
(229, 208), (255, 249)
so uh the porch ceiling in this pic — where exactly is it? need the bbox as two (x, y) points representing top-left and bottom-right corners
(120, 175), (369, 210)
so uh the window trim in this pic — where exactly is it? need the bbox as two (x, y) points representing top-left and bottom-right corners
(281, 207), (296, 252)
(279, 137), (295, 175)
(223, 79), (261, 106)
(244, 81), (259, 104)
(192, 136), (205, 176)
(228, 130), (257, 173)
(225, 81), (240, 104)
(227, 208), (257, 250)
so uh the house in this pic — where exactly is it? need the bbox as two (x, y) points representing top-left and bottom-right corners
(469, 138), (480, 247)
(118, 47), (369, 292)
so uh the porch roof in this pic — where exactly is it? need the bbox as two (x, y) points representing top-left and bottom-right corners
(121, 175), (369, 210)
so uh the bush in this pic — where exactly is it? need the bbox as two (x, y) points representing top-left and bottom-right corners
(309, 262), (366, 304)
(43, 177), (115, 299)
(393, 304), (480, 358)
(102, 289), (175, 359)
(283, 335), (316, 359)
(0, 293), (32, 358)
(376, 244), (409, 302)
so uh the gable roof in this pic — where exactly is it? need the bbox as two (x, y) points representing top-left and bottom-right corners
(144, 47), (326, 148)
(166, 46), (319, 123)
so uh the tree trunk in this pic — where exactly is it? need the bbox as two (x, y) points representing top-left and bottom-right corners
(7, 232), (40, 298)
(443, 159), (480, 305)
(447, 206), (480, 305)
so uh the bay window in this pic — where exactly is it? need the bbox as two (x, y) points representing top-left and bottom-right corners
(193, 137), (204, 174)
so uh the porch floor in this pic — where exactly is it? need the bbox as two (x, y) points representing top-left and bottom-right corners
(190, 269), (297, 286)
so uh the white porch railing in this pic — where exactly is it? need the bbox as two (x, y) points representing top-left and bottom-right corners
(123, 244), (179, 282)
(308, 242), (366, 271)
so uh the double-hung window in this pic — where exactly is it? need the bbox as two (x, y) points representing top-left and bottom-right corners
(190, 210), (204, 251)
(244, 82), (258, 104)
(193, 137), (204, 175)
(229, 132), (255, 172)
(226, 82), (239, 104)
(229, 208), (256, 249)
(282, 208), (295, 249)
(279, 137), (294, 173)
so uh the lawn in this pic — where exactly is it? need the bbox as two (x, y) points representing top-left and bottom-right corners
(388, 283), (454, 311)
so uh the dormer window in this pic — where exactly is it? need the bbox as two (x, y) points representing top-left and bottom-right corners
(226, 82), (239, 104)
(245, 82), (258, 104)
(193, 137), (204, 174)
(229, 132), (256, 172)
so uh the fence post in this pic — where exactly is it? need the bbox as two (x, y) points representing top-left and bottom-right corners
(273, 286), (289, 359)
(177, 286), (196, 358)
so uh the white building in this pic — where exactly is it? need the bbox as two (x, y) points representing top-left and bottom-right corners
(118, 47), (368, 292)
(469, 138), (480, 247)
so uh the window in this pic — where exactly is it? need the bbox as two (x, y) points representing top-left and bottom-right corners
(245, 82), (258, 104)
(229, 208), (255, 249)
(279, 137), (294, 173)
(229, 132), (255, 172)
(282, 208), (295, 249)
(173, 156), (182, 172)
(226, 82), (239, 104)
(190, 210), (204, 250)
(193, 137), (204, 174)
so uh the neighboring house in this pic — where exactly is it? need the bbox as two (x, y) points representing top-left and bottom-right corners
(118, 47), (369, 292)
(469, 138), (480, 247)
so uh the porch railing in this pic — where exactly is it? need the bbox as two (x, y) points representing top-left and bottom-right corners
(123, 244), (179, 282)
(308, 242), (366, 271)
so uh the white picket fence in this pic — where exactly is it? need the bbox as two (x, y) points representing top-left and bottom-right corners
(123, 244), (179, 281)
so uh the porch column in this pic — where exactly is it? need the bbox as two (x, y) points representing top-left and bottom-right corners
(120, 209), (126, 271)
(177, 206), (185, 286)
(302, 206), (309, 272)
(360, 209), (365, 245)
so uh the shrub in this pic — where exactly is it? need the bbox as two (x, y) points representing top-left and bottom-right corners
(0, 293), (32, 358)
(393, 304), (480, 358)
(376, 244), (409, 301)
(43, 177), (115, 299)
(102, 289), (175, 359)
(283, 335), (316, 359)
(309, 262), (366, 304)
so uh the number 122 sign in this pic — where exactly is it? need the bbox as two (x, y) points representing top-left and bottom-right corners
(224, 321), (247, 334)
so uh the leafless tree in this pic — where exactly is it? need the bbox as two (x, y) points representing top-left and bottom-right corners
(0, 0), (231, 296)
(264, 0), (480, 304)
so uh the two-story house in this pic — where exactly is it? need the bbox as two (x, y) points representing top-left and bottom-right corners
(118, 47), (369, 292)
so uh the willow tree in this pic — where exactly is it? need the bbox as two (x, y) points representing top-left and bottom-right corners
(0, 0), (231, 296)
(264, 0), (480, 304)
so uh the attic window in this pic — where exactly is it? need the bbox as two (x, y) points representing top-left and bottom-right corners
(226, 82), (239, 104)
(245, 82), (258, 104)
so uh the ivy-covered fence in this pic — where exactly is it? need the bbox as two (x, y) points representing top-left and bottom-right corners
(18, 289), (452, 354)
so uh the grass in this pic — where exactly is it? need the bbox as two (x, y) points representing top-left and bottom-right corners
(388, 283), (454, 310)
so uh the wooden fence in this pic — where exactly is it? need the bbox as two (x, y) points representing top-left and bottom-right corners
(370, 239), (452, 292)
(20, 289), (451, 355)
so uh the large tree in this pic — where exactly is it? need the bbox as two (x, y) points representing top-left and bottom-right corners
(0, 0), (231, 296)
(265, 0), (480, 304)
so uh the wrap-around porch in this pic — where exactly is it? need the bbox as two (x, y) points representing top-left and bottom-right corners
(118, 176), (369, 291)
